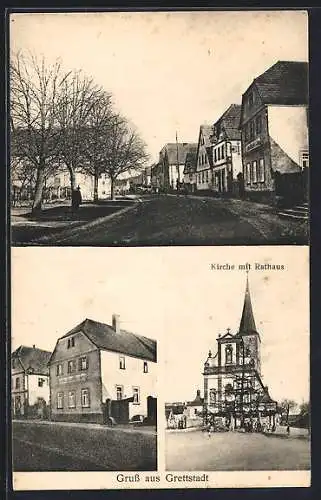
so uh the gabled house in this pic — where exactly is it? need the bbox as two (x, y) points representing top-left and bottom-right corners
(211, 104), (242, 195)
(158, 142), (198, 191)
(183, 146), (198, 193)
(239, 60), (309, 204)
(49, 315), (157, 425)
(11, 345), (52, 418)
(195, 125), (214, 191)
(203, 275), (277, 430)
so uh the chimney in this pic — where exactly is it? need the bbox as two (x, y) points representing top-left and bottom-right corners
(112, 314), (120, 333)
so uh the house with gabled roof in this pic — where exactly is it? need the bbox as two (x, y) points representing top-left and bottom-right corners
(239, 60), (309, 204)
(203, 275), (277, 430)
(210, 104), (242, 195)
(195, 124), (214, 191)
(49, 314), (157, 424)
(11, 345), (52, 418)
(158, 142), (198, 191)
(183, 146), (198, 193)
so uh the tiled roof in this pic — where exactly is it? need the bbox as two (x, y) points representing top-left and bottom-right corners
(61, 318), (157, 362)
(183, 148), (198, 174)
(213, 104), (241, 141)
(161, 143), (198, 165)
(254, 60), (308, 105)
(12, 345), (52, 375)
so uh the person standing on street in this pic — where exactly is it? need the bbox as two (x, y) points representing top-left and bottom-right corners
(72, 185), (82, 214)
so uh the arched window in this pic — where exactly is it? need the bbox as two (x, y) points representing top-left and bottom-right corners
(225, 344), (233, 364)
(209, 389), (216, 403)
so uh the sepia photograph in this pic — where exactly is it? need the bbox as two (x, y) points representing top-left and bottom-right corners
(11, 248), (158, 472)
(164, 250), (310, 474)
(9, 10), (309, 247)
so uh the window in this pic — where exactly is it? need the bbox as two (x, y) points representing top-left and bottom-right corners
(116, 385), (123, 400)
(202, 171), (204, 183)
(38, 377), (46, 387)
(226, 142), (231, 157)
(119, 356), (126, 370)
(214, 149), (217, 162)
(79, 356), (88, 371)
(81, 388), (90, 408)
(250, 121), (255, 141)
(246, 163), (251, 184)
(67, 360), (76, 374)
(221, 144), (225, 159)
(67, 337), (75, 349)
(204, 154), (207, 165)
(68, 391), (76, 408)
(205, 170), (208, 183)
(194, 408), (198, 415)
(258, 158), (265, 182)
(300, 151), (309, 169)
(209, 388), (216, 403)
(218, 147), (221, 161)
(252, 161), (258, 183)
(15, 377), (20, 389)
(56, 363), (63, 376)
(143, 361), (148, 373)
(225, 345), (233, 364)
(57, 392), (64, 409)
(132, 387), (140, 404)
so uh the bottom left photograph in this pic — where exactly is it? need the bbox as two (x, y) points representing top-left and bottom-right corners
(11, 248), (158, 472)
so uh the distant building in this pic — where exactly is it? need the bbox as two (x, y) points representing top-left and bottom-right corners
(156, 142), (198, 191)
(49, 315), (157, 425)
(183, 147), (198, 193)
(239, 60), (309, 204)
(211, 104), (242, 195)
(195, 125), (214, 191)
(11, 345), (51, 419)
(203, 275), (277, 431)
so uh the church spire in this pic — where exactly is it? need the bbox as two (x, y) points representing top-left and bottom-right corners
(239, 273), (258, 335)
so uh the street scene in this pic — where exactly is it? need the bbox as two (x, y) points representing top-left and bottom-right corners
(164, 255), (310, 471)
(11, 250), (158, 471)
(10, 11), (309, 246)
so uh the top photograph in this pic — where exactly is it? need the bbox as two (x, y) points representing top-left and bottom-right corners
(9, 10), (309, 247)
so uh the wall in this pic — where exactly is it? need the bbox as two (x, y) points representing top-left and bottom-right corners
(27, 374), (50, 405)
(268, 106), (308, 166)
(100, 350), (157, 419)
(11, 363), (27, 416)
(196, 137), (212, 191)
(50, 331), (103, 422)
(169, 163), (185, 189)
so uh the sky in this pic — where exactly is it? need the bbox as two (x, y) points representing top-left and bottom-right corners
(9, 10), (308, 163)
(12, 246), (309, 406)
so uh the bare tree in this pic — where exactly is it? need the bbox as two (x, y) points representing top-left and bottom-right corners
(100, 116), (149, 200)
(10, 51), (63, 214)
(80, 91), (114, 201)
(54, 70), (104, 195)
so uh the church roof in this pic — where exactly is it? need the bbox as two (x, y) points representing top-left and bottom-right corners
(237, 275), (259, 336)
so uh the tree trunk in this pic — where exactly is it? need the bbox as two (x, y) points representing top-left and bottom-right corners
(32, 163), (45, 215)
(69, 166), (77, 191)
(110, 177), (115, 201)
(94, 167), (99, 202)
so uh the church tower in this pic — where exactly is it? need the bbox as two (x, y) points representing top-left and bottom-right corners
(236, 273), (261, 374)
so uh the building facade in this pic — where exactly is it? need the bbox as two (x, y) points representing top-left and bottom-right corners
(211, 104), (242, 195)
(156, 142), (198, 191)
(11, 345), (51, 419)
(239, 60), (309, 204)
(203, 276), (277, 430)
(195, 125), (214, 191)
(183, 148), (198, 193)
(49, 315), (157, 425)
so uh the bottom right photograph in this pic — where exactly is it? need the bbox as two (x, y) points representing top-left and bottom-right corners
(165, 252), (310, 473)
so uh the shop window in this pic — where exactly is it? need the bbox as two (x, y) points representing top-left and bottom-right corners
(258, 158), (265, 182)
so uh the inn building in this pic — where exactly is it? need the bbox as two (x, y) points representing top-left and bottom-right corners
(239, 60), (308, 204)
(203, 275), (277, 429)
(49, 315), (157, 425)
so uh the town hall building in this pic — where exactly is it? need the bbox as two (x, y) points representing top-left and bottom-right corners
(203, 275), (277, 430)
